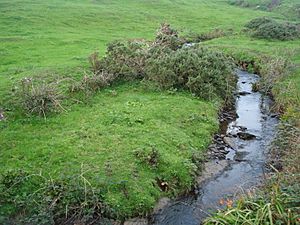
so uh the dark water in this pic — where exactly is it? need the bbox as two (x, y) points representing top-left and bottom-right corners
(150, 70), (278, 225)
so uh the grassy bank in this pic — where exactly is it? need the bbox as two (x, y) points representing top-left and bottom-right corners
(202, 6), (300, 224)
(204, 35), (300, 123)
(204, 121), (300, 224)
(0, 82), (219, 221)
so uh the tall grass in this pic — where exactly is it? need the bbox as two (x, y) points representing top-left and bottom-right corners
(204, 174), (299, 225)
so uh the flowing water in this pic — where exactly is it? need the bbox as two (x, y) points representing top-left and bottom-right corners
(150, 70), (279, 225)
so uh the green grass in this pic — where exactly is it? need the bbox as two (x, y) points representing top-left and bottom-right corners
(0, 0), (274, 102)
(204, 182), (299, 225)
(228, 0), (300, 20)
(1, 0), (300, 221)
(0, 83), (218, 217)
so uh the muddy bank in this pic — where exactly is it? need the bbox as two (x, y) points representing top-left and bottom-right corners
(146, 70), (279, 225)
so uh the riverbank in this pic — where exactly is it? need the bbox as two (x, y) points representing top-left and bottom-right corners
(149, 70), (279, 225)
(203, 60), (300, 225)
(205, 123), (299, 224)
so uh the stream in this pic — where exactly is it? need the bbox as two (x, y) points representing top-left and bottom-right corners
(149, 70), (279, 225)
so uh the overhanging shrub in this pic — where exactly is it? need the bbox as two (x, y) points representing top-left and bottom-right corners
(145, 46), (235, 101)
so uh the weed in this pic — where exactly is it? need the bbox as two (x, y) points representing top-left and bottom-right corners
(259, 56), (291, 94)
(272, 72), (300, 124)
(269, 123), (300, 185)
(70, 71), (115, 95)
(186, 28), (232, 42)
(88, 51), (101, 74)
(0, 169), (111, 225)
(134, 147), (160, 168)
(204, 177), (299, 225)
(17, 77), (64, 117)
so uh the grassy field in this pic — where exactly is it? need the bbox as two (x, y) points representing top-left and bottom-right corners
(0, 0), (273, 102)
(228, 0), (300, 20)
(0, 0), (299, 222)
(0, 82), (219, 218)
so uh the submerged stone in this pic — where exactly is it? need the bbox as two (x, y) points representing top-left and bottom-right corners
(238, 91), (251, 96)
(237, 132), (256, 140)
(223, 136), (236, 149)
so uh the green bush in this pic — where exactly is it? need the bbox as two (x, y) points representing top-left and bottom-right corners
(90, 23), (184, 82)
(98, 40), (150, 81)
(84, 24), (235, 102)
(245, 17), (300, 40)
(145, 46), (235, 101)
(144, 51), (178, 89)
(244, 17), (273, 30)
(72, 40), (150, 96)
(185, 48), (235, 101)
(254, 22), (299, 40)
